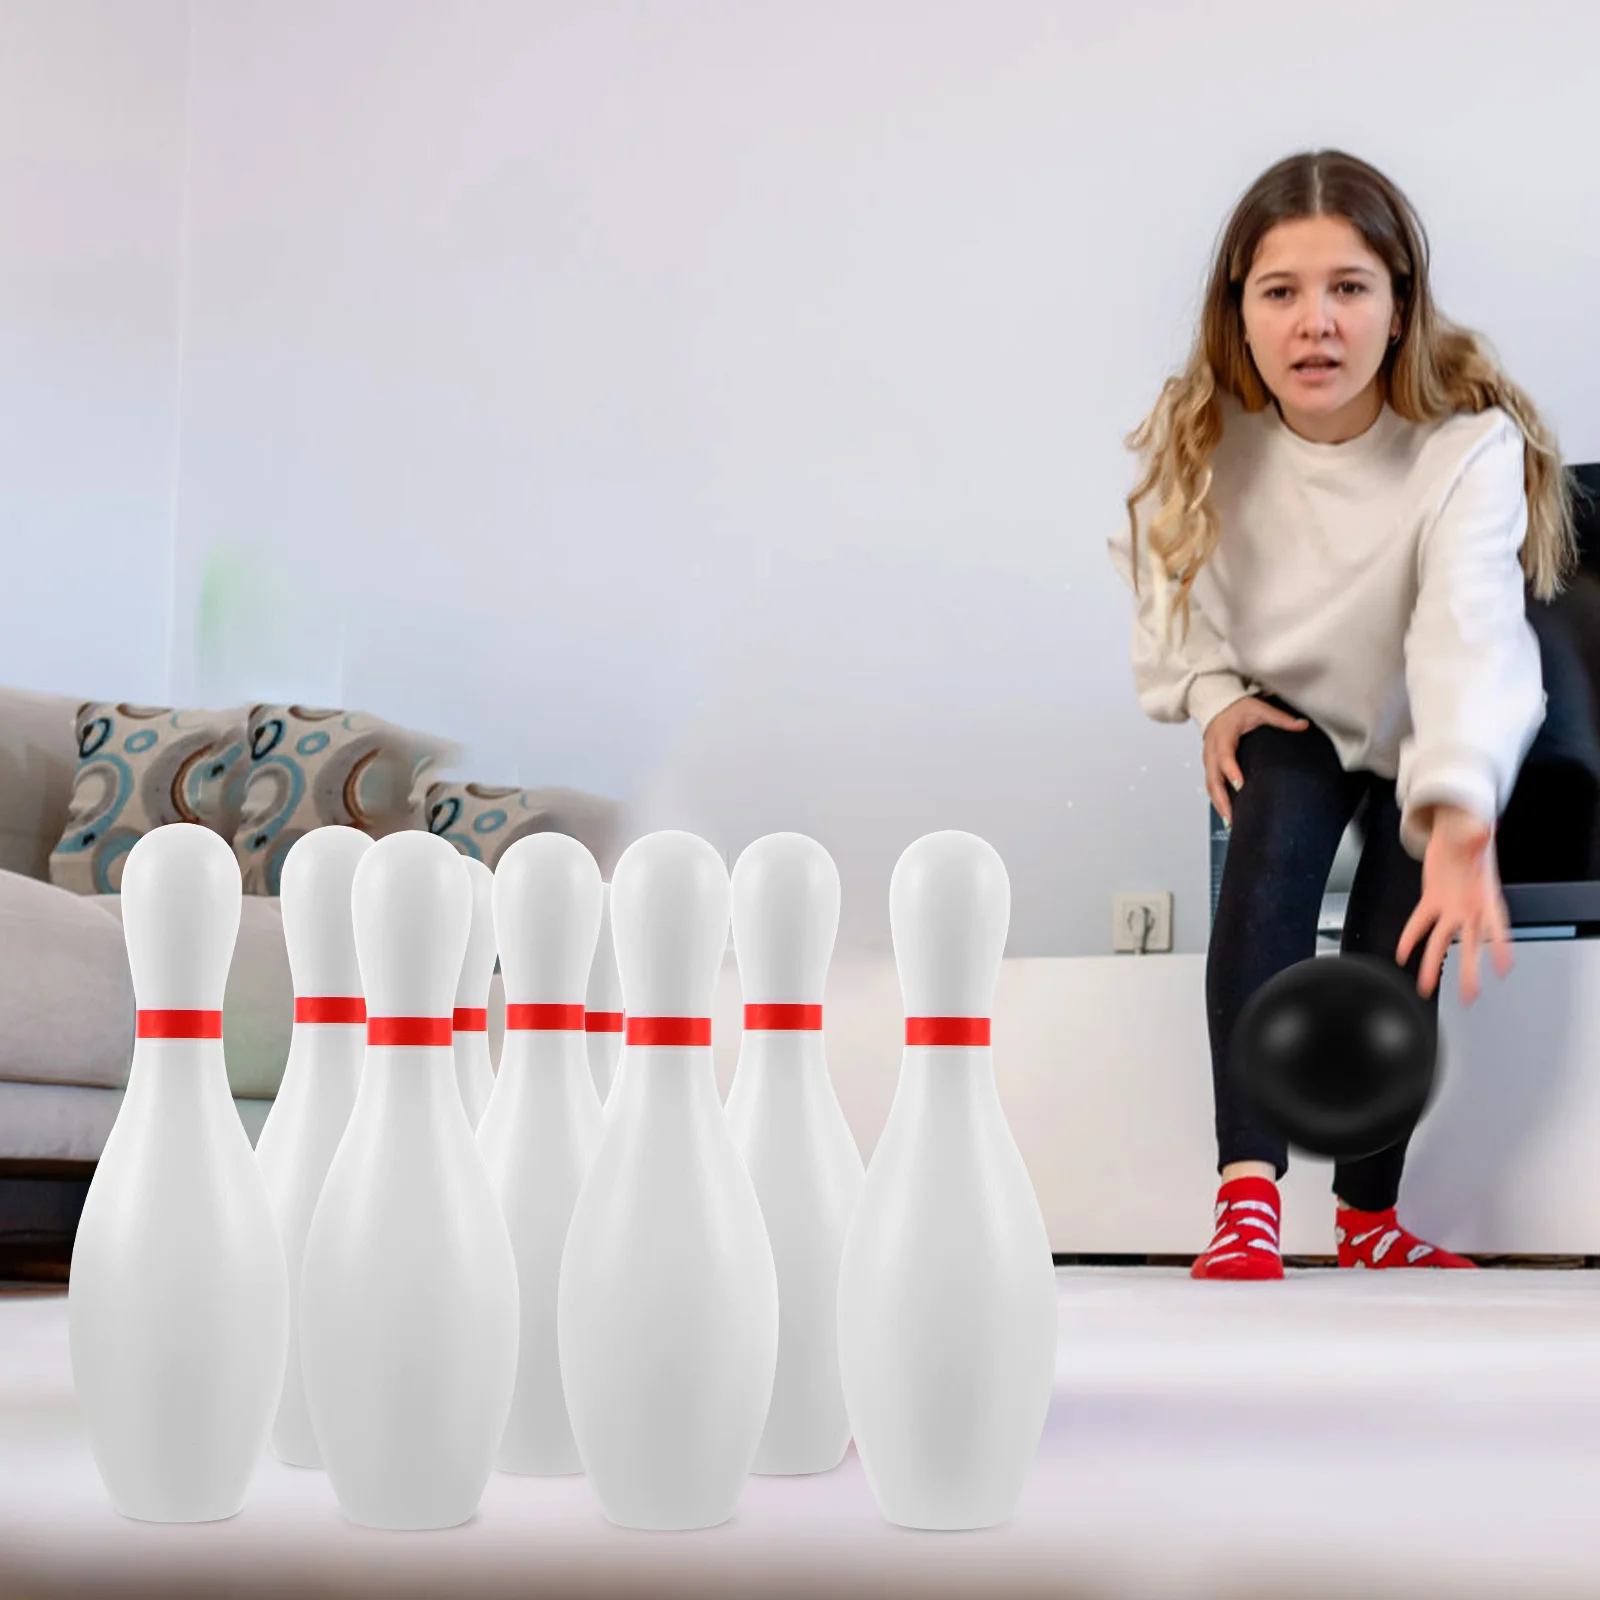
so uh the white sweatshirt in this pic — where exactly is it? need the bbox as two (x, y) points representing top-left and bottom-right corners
(1107, 394), (1545, 860)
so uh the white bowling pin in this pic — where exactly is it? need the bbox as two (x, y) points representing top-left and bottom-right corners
(725, 833), (863, 1476)
(453, 855), (498, 1129)
(837, 831), (1056, 1530)
(298, 832), (520, 1530)
(584, 883), (624, 1100)
(557, 830), (779, 1530)
(68, 823), (289, 1522)
(477, 833), (605, 1475)
(256, 825), (373, 1468)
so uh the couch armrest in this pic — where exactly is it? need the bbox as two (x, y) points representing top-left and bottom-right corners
(0, 686), (83, 881)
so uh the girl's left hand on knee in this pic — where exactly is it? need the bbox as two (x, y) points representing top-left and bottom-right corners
(1396, 807), (1514, 1005)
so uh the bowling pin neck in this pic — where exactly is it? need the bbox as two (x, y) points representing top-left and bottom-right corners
(453, 974), (491, 1008)
(360, 1044), (459, 1096)
(585, 972), (623, 1012)
(898, 1043), (999, 1098)
(453, 1030), (493, 1068)
(606, 1044), (718, 1103)
(125, 1035), (231, 1096)
(451, 1008), (493, 1082)
(496, 1027), (588, 1079)
(277, 1013), (364, 1092)
(735, 1028), (829, 1077)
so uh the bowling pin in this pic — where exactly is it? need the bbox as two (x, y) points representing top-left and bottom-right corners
(453, 855), (498, 1129)
(255, 825), (373, 1468)
(477, 833), (605, 1474)
(557, 830), (779, 1529)
(724, 833), (864, 1475)
(298, 832), (519, 1530)
(584, 883), (624, 1100)
(68, 823), (289, 1521)
(837, 831), (1056, 1530)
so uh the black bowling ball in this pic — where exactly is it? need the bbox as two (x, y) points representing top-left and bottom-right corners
(1230, 954), (1438, 1161)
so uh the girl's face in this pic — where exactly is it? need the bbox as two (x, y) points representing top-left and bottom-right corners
(1240, 214), (1402, 443)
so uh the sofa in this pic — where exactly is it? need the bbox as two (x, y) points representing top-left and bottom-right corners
(0, 686), (621, 1277)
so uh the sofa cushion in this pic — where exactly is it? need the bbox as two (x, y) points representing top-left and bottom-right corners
(47, 703), (251, 894)
(232, 705), (459, 895)
(94, 893), (292, 1100)
(0, 686), (83, 882)
(0, 1081), (274, 1162)
(422, 781), (624, 875)
(0, 870), (133, 1091)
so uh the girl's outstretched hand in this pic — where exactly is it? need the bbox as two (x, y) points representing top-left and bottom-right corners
(1397, 806), (1513, 1005)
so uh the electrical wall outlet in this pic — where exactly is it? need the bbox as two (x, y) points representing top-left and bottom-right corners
(1113, 892), (1173, 953)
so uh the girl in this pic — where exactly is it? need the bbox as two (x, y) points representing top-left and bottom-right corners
(1109, 149), (1579, 1280)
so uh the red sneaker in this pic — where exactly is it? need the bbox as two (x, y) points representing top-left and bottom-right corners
(1191, 1175), (1283, 1280)
(1335, 1205), (1477, 1269)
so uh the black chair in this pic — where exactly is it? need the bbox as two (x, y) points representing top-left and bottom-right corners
(1311, 465), (1600, 936)
(1498, 462), (1600, 931)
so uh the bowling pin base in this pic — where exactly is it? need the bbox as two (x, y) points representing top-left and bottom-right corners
(864, 1479), (1022, 1532)
(331, 1492), (483, 1532)
(106, 1485), (248, 1525)
(270, 1422), (323, 1470)
(751, 1441), (851, 1476)
(496, 1443), (584, 1477)
(879, 1506), (1014, 1532)
(876, 1504), (1011, 1529)
(595, 1496), (739, 1532)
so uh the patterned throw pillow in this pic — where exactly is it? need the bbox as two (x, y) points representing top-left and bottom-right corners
(233, 705), (458, 895)
(422, 782), (624, 875)
(48, 704), (250, 894)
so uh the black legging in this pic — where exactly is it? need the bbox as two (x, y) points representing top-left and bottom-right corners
(1206, 696), (1437, 1211)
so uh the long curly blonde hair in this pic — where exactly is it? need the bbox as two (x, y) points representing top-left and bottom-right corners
(1124, 149), (1578, 641)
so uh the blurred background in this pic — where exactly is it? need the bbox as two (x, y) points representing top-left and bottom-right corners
(3, 0), (1596, 957)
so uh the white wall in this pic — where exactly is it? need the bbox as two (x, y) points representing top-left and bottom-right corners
(0, 0), (190, 705)
(6, 1), (1599, 957)
(702, 943), (1600, 1255)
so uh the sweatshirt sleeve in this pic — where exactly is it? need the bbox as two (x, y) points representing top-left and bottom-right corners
(1396, 413), (1547, 859)
(1107, 500), (1259, 732)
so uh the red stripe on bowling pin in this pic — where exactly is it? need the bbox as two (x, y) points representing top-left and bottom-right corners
(625, 1016), (712, 1047)
(744, 1004), (823, 1031)
(505, 1004), (586, 1031)
(584, 1011), (624, 1033)
(452, 1007), (489, 1032)
(367, 1016), (453, 1047)
(905, 1016), (991, 1047)
(136, 1009), (224, 1040)
(295, 997), (367, 1025)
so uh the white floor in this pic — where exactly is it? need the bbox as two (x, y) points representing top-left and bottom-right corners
(6, 1268), (1600, 1599)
